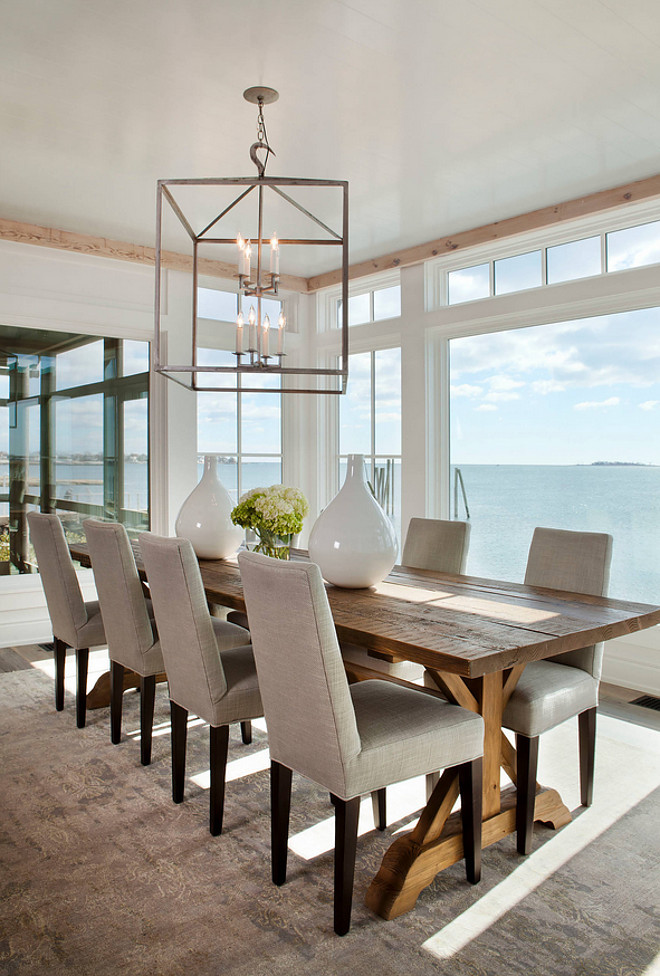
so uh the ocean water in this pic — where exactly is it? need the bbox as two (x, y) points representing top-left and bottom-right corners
(451, 464), (660, 605)
(3, 461), (657, 604)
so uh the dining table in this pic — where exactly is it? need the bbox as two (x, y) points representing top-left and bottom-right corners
(70, 541), (660, 920)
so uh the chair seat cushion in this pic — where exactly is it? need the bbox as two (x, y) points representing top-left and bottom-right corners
(335, 679), (484, 800)
(207, 641), (262, 728)
(72, 600), (107, 650)
(503, 660), (598, 739)
(212, 618), (251, 652)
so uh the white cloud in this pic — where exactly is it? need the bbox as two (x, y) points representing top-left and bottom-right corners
(484, 391), (521, 402)
(488, 375), (525, 392)
(475, 403), (497, 412)
(573, 396), (621, 410)
(639, 400), (659, 411)
(451, 384), (483, 398)
(532, 379), (566, 394)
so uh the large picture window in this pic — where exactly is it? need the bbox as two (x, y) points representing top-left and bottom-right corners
(339, 348), (402, 544)
(449, 307), (660, 602)
(0, 327), (149, 573)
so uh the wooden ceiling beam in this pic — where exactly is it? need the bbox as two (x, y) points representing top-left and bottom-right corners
(0, 217), (310, 294)
(306, 172), (660, 291)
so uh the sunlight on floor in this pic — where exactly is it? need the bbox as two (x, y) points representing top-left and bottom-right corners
(641, 951), (660, 976)
(423, 712), (660, 961)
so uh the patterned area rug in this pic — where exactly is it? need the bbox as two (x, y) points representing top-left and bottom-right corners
(1, 664), (659, 976)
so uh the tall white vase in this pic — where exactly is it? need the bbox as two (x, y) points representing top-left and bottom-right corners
(175, 456), (243, 559)
(308, 454), (398, 588)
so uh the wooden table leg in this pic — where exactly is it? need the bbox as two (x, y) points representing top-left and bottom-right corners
(365, 667), (571, 920)
(87, 670), (167, 709)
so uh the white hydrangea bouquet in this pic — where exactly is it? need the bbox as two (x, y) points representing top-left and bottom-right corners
(231, 485), (309, 559)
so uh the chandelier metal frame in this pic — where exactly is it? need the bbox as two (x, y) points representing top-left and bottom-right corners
(153, 87), (349, 395)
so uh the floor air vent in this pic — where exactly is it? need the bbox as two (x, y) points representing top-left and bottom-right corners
(631, 695), (660, 711)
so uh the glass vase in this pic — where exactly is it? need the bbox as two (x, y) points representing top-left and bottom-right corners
(245, 528), (293, 560)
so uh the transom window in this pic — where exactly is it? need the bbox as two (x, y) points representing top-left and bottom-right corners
(439, 217), (660, 305)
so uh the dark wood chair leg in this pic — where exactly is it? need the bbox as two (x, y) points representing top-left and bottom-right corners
(516, 733), (539, 855)
(458, 757), (483, 883)
(75, 648), (89, 728)
(209, 724), (230, 836)
(578, 707), (597, 807)
(54, 638), (66, 711)
(170, 701), (188, 804)
(140, 675), (156, 766)
(271, 761), (292, 886)
(371, 788), (386, 831)
(110, 660), (125, 744)
(240, 720), (252, 745)
(333, 795), (360, 936)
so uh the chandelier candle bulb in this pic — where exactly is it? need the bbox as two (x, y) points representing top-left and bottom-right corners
(277, 312), (286, 355)
(270, 234), (279, 275)
(248, 306), (257, 352)
(244, 241), (252, 279)
(235, 312), (244, 354)
(262, 315), (270, 357)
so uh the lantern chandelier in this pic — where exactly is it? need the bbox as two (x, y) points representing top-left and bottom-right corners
(153, 86), (349, 394)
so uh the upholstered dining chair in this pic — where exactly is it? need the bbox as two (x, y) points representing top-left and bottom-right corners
(503, 526), (613, 855)
(238, 550), (484, 936)
(27, 511), (107, 728)
(139, 532), (261, 836)
(83, 518), (164, 765)
(342, 517), (471, 683)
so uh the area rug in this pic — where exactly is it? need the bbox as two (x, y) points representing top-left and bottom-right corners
(1, 664), (659, 976)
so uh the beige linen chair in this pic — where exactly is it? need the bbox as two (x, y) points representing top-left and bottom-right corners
(83, 518), (164, 765)
(139, 532), (261, 835)
(27, 511), (106, 728)
(238, 550), (484, 936)
(503, 526), (613, 855)
(342, 517), (471, 685)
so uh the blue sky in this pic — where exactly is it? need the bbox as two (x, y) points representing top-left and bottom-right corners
(450, 306), (660, 465)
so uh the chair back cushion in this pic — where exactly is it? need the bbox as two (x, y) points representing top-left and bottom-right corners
(525, 527), (613, 677)
(27, 511), (87, 646)
(139, 533), (227, 713)
(402, 517), (470, 574)
(84, 519), (156, 670)
(238, 551), (361, 788)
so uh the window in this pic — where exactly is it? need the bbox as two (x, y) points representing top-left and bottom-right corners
(449, 307), (660, 602)
(196, 286), (284, 503)
(448, 264), (489, 305)
(339, 348), (402, 544)
(547, 236), (601, 284)
(0, 328), (150, 573)
(606, 220), (660, 271)
(494, 250), (542, 295)
(197, 362), (282, 505)
(337, 283), (401, 327)
(440, 214), (660, 305)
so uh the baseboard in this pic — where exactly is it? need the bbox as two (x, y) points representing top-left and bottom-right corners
(0, 569), (98, 648)
(602, 631), (660, 696)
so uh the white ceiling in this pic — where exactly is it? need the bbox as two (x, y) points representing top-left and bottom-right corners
(2, 0), (660, 276)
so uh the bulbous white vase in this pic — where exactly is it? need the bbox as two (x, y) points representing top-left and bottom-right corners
(308, 454), (398, 588)
(175, 456), (243, 559)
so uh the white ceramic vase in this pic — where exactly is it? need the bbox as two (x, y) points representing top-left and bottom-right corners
(308, 454), (398, 588)
(175, 455), (243, 559)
